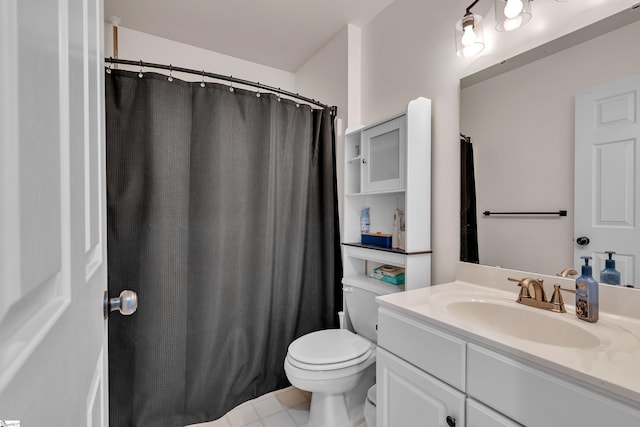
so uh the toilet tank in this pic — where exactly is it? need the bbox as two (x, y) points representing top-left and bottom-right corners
(343, 279), (403, 342)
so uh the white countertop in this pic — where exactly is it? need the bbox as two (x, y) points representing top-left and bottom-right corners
(376, 274), (640, 407)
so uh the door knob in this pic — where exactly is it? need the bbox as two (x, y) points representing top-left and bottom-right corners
(104, 290), (138, 319)
(576, 236), (590, 246)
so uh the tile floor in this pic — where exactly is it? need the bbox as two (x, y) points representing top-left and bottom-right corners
(188, 386), (367, 427)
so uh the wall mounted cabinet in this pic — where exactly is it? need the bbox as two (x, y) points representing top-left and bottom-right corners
(342, 97), (432, 293)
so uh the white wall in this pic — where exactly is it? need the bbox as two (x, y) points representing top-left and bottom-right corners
(104, 24), (295, 90)
(296, 26), (348, 116)
(359, 0), (636, 285)
(461, 20), (640, 276)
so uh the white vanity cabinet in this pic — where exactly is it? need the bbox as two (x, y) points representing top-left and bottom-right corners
(342, 97), (431, 294)
(376, 305), (640, 427)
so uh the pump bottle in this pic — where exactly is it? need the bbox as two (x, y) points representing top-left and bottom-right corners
(600, 251), (621, 286)
(575, 256), (599, 322)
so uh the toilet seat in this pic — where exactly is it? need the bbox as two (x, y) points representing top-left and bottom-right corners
(287, 329), (372, 371)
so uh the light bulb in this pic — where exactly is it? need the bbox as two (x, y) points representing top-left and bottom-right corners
(503, 0), (523, 19)
(461, 25), (477, 47)
(502, 15), (523, 31)
(462, 43), (484, 57)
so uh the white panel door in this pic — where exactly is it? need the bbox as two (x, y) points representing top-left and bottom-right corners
(575, 74), (640, 285)
(0, 0), (108, 425)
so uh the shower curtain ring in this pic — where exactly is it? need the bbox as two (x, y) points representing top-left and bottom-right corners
(256, 83), (261, 98)
(106, 59), (112, 74)
(168, 64), (173, 82)
(229, 76), (234, 92)
(138, 60), (143, 78)
(277, 88), (281, 102)
(200, 70), (206, 88)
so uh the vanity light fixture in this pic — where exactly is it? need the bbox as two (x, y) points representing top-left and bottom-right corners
(456, 0), (485, 57)
(495, 0), (532, 32)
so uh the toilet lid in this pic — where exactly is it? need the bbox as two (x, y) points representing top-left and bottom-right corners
(287, 329), (371, 367)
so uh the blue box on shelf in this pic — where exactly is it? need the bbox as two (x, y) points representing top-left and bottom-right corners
(361, 232), (392, 248)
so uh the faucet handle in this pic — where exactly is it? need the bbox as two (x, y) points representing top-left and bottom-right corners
(508, 277), (547, 302)
(508, 277), (532, 302)
(508, 277), (544, 286)
(549, 284), (575, 313)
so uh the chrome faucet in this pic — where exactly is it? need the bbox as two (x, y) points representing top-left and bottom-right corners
(508, 277), (570, 313)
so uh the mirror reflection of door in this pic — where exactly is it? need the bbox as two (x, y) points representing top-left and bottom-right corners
(575, 73), (640, 286)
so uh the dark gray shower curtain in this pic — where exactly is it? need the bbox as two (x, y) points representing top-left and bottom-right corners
(460, 134), (479, 263)
(106, 69), (342, 427)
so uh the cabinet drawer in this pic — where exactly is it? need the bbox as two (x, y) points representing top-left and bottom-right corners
(467, 398), (522, 427)
(378, 307), (466, 390)
(467, 344), (640, 426)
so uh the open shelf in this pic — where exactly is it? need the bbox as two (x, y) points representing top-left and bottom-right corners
(342, 242), (431, 256)
(342, 274), (405, 294)
(345, 189), (406, 197)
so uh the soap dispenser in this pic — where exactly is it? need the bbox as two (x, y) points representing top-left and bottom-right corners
(575, 256), (599, 323)
(600, 251), (621, 286)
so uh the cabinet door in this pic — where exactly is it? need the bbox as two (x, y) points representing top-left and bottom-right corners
(377, 348), (465, 427)
(467, 399), (522, 427)
(362, 115), (406, 193)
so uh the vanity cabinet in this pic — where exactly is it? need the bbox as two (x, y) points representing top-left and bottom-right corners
(342, 97), (431, 294)
(376, 306), (640, 427)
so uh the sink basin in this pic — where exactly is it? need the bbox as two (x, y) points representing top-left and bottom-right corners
(445, 300), (601, 348)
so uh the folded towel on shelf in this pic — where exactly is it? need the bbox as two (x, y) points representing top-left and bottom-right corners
(369, 270), (405, 285)
(374, 265), (405, 278)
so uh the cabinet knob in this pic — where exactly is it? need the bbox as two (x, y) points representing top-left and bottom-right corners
(446, 415), (456, 427)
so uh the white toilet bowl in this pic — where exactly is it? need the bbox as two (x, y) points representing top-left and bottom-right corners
(284, 329), (376, 427)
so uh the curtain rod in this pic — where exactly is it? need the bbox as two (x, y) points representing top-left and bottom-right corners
(104, 57), (336, 111)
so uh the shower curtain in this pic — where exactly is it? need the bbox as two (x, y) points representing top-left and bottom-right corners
(460, 134), (479, 263)
(106, 69), (342, 427)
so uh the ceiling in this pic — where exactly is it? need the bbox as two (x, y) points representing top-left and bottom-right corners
(104, 0), (394, 72)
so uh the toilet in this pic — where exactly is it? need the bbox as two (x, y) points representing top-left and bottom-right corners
(284, 279), (399, 427)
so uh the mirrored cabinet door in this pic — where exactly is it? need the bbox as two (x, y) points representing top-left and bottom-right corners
(362, 115), (406, 193)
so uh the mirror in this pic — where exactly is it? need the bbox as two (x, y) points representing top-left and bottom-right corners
(459, 9), (640, 284)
